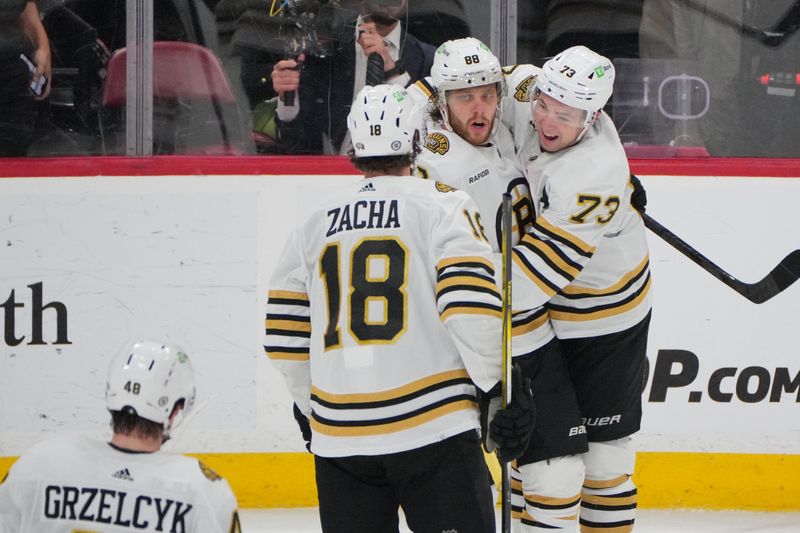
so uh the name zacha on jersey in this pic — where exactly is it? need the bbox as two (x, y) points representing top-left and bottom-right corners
(326, 200), (400, 237)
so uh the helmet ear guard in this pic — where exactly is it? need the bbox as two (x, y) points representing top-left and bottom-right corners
(106, 340), (196, 438)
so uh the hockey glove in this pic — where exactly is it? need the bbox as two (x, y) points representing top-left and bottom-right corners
(292, 403), (312, 453)
(489, 365), (536, 463)
(630, 174), (648, 214)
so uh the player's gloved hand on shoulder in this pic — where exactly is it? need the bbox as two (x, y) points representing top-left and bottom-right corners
(478, 365), (536, 462)
(630, 174), (647, 214)
(293, 403), (312, 453)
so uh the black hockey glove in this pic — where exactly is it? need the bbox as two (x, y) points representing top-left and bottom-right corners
(292, 403), (312, 453)
(630, 174), (647, 214)
(478, 365), (536, 463)
(492, 365), (536, 463)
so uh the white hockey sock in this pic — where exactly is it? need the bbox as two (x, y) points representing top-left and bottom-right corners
(580, 475), (637, 532)
(516, 456), (584, 532)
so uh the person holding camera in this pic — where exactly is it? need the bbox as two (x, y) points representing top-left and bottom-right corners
(270, 0), (435, 155)
(1, 0), (51, 156)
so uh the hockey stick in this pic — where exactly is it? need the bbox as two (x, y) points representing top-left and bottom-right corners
(500, 193), (513, 533)
(678, 0), (800, 48)
(643, 213), (800, 304)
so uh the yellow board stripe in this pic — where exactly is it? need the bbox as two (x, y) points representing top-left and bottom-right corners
(561, 255), (649, 296)
(268, 290), (309, 301)
(310, 399), (477, 437)
(2, 452), (799, 510)
(265, 319), (311, 332)
(311, 369), (469, 403)
(549, 276), (652, 322)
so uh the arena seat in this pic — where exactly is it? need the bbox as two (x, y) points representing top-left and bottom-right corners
(100, 41), (251, 155)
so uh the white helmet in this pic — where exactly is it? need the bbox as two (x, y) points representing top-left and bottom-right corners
(348, 84), (422, 158)
(534, 45), (615, 128)
(106, 340), (196, 437)
(430, 37), (505, 134)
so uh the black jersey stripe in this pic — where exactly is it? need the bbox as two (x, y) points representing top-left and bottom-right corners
(531, 219), (595, 258)
(266, 313), (310, 323)
(311, 393), (476, 427)
(512, 248), (561, 295)
(268, 297), (311, 307)
(547, 273), (651, 317)
(437, 269), (497, 285)
(559, 257), (650, 299)
(437, 284), (502, 300)
(265, 328), (311, 338)
(311, 376), (473, 410)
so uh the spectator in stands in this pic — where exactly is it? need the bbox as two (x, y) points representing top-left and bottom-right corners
(269, 0), (436, 154)
(1, 0), (50, 156)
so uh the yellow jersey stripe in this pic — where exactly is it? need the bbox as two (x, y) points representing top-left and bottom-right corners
(583, 474), (630, 490)
(512, 312), (549, 335)
(535, 217), (596, 256)
(512, 253), (558, 298)
(561, 255), (649, 296)
(266, 351), (309, 361)
(524, 237), (583, 279)
(549, 277), (651, 321)
(265, 319), (311, 332)
(310, 399), (476, 437)
(436, 275), (498, 293)
(311, 369), (470, 404)
(437, 255), (495, 272)
(268, 290), (309, 301)
(440, 305), (503, 322)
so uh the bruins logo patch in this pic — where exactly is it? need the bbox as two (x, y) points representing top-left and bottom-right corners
(199, 461), (222, 481)
(425, 132), (450, 155)
(514, 75), (536, 102)
(435, 181), (457, 193)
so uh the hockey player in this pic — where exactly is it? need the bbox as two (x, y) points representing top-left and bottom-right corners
(511, 46), (653, 532)
(0, 340), (241, 532)
(413, 38), (589, 531)
(265, 83), (535, 533)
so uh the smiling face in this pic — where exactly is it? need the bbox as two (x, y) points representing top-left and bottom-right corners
(533, 93), (591, 152)
(446, 84), (499, 146)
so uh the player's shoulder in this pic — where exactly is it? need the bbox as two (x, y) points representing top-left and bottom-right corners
(11, 434), (95, 474)
(166, 454), (234, 489)
(503, 63), (541, 104)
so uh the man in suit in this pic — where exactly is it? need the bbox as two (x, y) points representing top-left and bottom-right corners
(270, 0), (435, 154)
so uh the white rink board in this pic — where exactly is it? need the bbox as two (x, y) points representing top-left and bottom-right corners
(0, 173), (798, 456)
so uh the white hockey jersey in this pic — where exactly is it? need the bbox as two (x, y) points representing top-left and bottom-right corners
(415, 120), (555, 358)
(500, 63), (542, 151)
(265, 176), (503, 458)
(0, 435), (239, 533)
(513, 112), (653, 339)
